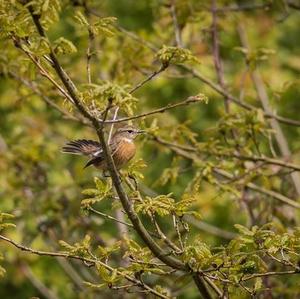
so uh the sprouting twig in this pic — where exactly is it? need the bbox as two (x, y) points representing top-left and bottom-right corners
(88, 206), (133, 228)
(102, 96), (203, 123)
(129, 64), (168, 94)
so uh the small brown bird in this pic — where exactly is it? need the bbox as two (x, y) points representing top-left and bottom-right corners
(62, 125), (145, 170)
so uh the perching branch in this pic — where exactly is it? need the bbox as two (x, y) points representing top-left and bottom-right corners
(24, 7), (215, 299)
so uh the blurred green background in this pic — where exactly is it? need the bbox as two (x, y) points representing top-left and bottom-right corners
(0, 0), (300, 298)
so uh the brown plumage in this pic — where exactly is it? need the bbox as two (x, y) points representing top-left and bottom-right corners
(62, 125), (144, 170)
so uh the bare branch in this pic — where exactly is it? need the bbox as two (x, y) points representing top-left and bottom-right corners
(129, 64), (168, 94)
(170, 0), (183, 47)
(103, 96), (203, 124)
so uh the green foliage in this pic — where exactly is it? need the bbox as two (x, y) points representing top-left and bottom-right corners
(156, 45), (200, 66)
(80, 82), (138, 115)
(53, 37), (77, 55)
(81, 177), (113, 207)
(1, 0), (300, 298)
(0, 212), (15, 231)
(59, 234), (92, 257)
(135, 193), (175, 217)
(74, 11), (117, 37)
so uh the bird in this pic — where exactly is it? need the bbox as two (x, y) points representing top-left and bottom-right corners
(62, 125), (145, 170)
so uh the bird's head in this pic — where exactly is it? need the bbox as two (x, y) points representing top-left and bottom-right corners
(113, 125), (145, 141)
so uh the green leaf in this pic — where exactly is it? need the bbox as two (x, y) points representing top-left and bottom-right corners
(156, 45), (199, 66)
(234, 224), (254, 236)
(53, 37), (77, 55)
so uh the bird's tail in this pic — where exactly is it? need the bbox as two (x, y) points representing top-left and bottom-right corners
(62, 139), (100, 156)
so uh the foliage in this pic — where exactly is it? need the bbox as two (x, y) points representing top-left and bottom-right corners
(0, 0), (300, 298)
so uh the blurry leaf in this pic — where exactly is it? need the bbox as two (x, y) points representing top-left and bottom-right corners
(156, 45), (200, 66)
(53, 37), (77, 55)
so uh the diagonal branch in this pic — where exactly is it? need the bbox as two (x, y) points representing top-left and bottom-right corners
(103, 96), (203, 123)
(26, 0), (187, 274)
(129, 64), (168, 94)
(237, 23), (300, 196)
(0, 234), (169, 299)
(153, 137), (300, 209)
(101, 19), (300, 127)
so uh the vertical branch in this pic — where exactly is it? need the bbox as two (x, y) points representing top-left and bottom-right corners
(107, 106), (130, 265)
(170, 0), (183, 47)
(237, 23), (300, 196)
(24, 5), (215, 298)
(86, 29), (95, 84)
(211, 0), (229, 112)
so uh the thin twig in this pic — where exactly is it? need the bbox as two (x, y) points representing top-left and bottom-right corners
(151, 214), (182, 254)
(88, 206), (133, 228)
(86, 29), (95, 84)
(107, 107), (119, 143)
(102, 96), (203, 123)
(153, 135), (300, 172)
(242, 270), (299, 281)
(153, 138), (300, 209)
(0, 234), (169, 299)
(129, 64), (168, 94)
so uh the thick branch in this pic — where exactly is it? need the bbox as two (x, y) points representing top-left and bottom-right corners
(27, 1), (186, 272)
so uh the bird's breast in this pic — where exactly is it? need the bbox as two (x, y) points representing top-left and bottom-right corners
(113, 140), (136, 168)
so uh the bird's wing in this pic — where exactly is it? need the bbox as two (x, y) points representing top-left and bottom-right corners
(62, 139), (103, 158)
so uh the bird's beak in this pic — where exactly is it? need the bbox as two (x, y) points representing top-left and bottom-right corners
(137, 130), (146, 134)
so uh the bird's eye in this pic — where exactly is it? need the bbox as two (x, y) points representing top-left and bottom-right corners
(127, 130), (133, 133)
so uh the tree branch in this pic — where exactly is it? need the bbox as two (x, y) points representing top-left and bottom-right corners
(101, 20), (300, 127)
(26, 0), (189, 275)
(102, 96), (203, 123)
(237, 23), (300, 196)
(129, 64), (168, 94)
(153, 137), (300, 209)
(0, 234), (169, 299)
